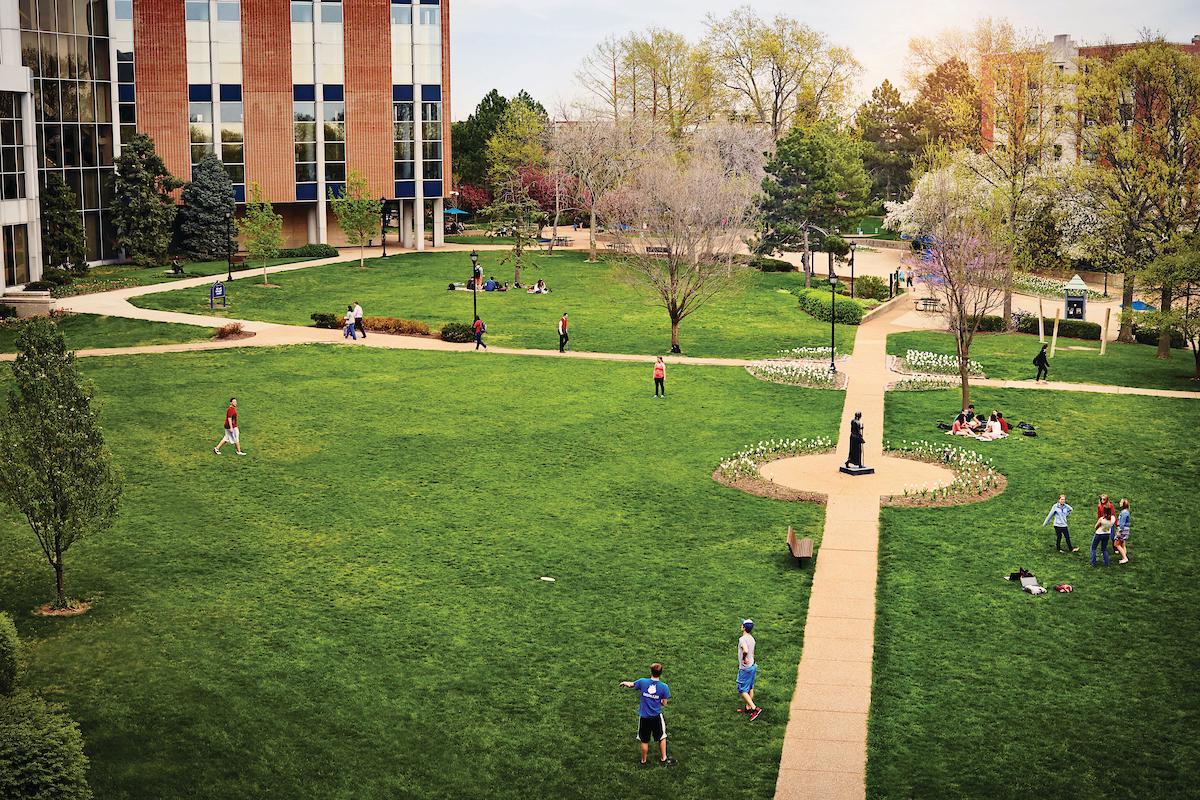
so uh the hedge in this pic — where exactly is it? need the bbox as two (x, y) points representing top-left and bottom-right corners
(440, 322), (475, 343)
(976, 315), (1007, 333)
(0, 692), (92, 800)
(0, 305), (15, 320)
(1132, 325), (1186, 350)
(280, 243), (339, 259)
(0, 613), (17, 696)
(362, 316), (431, 336)
(310, 312), (339, 329)
(794, 288), (864, 325)
(1016, 315), (1101, 341)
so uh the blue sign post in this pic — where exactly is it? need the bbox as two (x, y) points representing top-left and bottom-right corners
(210, 281), (227, 309)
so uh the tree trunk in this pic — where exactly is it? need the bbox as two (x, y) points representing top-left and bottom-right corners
(359, 244), (365, 269)
(1118, 272), (1136, 342)
(1002, 269), (1013, 325)
(959, 362), (971, 410)
(670, 317), (680, 352)
(588, 208), (598, 262)
(54, 551), (65, 609)
(262, 261), (268, 286)
(803, 228), (811, 290)
(1157, 286), (1173, 359)
(1192, 345), (1200, 379)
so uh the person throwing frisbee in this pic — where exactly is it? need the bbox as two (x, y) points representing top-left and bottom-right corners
(737, 619), (761, 720)
(619, 663), (677, 767)
(214, 397), (246, 456)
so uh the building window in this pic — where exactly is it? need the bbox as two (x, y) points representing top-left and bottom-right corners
(321, 4), (343, 23)
(391, 6), (412, 24)
(419, 7), (439, 25)
(291, 2), (314, 22)
(217, 1), (241, 22)
(185, 1), (210, 21)
(422, 101), (442, 180)
(0, 93), (27, 201)
(3, 224), (30, 286)
(324, 98), (346, 186)
(295, 99), (317, 186)
(393, 101), (413, 181)
(114, 1), (133, 21)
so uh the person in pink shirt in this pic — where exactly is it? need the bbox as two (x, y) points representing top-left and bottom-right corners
(653, 356), (666, 397)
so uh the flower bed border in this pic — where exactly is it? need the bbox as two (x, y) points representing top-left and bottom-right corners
(880, 440), (1007, 508)
(746, 361), (848, 390)
(888, 354), (986, 379)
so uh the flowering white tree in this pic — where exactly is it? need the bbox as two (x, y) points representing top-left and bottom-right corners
(600, 149), (758, 353)
(884, 154), (989, 238)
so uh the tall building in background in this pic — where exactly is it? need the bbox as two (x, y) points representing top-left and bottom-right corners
(3, 0), (452, 284)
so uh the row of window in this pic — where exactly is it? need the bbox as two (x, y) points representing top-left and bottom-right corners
(20, 30), (111, 82)
(18, 0), (109, 37)
(186, 1), (241, 22)
(0, 93), (27, 202)
(3, 225), (31, 288)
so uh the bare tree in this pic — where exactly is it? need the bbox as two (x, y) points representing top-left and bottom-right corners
(576, 35), (626, 121)
(903, 170), (1008, 407)
(554, 119), (665, 261)
(599, 151), (758, 353)
(703, 6), (860, 139)
(903, 17), (1023, 89)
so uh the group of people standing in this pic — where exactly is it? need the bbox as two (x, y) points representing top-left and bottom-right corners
(1041, 493), (1132, 566)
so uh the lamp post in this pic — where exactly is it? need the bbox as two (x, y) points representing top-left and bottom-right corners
(226, 207), (234, 282)
(469, 249), (479, 320)
(829, 274), (838, 373)
(848, 242), (857, 298)
(380, 197), (388, 257)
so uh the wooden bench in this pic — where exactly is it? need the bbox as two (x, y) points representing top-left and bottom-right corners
(914, 297), (944, 313)
(605, 242), (632, 253)
(645, 246), (671, 256)
(786, 526), (814, 567)
(230, 254), (247, 270)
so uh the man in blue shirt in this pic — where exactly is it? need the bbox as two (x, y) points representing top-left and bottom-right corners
(1042, 494), (1078, 552)
(619, 663), (677, 766)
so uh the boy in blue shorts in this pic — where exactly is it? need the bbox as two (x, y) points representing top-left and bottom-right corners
(737, 619), (762, 720)
(619, 663), (677, 766)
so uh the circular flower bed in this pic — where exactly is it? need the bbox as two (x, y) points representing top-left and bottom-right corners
(895, 349), (985, 377)
(747, 362), (843, 389)
(882, 439), (1006, 507)
(887, 376), (956, 392)
(713, 436), (835, 502)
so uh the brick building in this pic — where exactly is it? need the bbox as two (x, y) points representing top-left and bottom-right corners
(1, 0), (453, 286)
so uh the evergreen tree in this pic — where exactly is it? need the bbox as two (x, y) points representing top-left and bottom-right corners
(39, 173), (88, 275)
(853, 80), (920, 202)
(451, 90), (510, 187)
(0, 318), (122, 609)
(756, 122), (871, 286)
(237, 182), (283, 286)
(177, 153), (235, 261)
(329, 170), (382, 268)
(111, 133), (182, 267)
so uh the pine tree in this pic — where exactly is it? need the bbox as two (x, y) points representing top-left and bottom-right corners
(111, 133), (182, 267)
(0, 318), (122, 609)
(328, 170), (381, 268)
(39, 173), (88, 275)
(237, 182), (282, 286)
(177, 153), (235, 261)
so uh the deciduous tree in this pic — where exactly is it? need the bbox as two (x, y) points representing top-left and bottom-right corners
(237, 182), (283, 286)
(329, 169), (382, 269)
(482, 182), (546, 287)
(486, 98), (548, 190)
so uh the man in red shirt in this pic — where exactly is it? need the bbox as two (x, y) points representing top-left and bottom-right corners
(558, 312), (569, 352)
(214, 397), (246, 456)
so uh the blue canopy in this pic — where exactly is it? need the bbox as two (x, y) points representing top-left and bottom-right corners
(1124, 300), (1156, 312)
(444, 207), (469, 215)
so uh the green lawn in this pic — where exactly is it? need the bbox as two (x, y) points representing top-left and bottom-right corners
(54, 258), (306, 297)
(445, 234), (518, 245)
(130, 250), (859, 359)
(0, 314), (215, 353)
(870, 388), (1200, 799)
(888, 330), (1199, 392)
(0, 347), (842, 799)
(843, 216), (901, 241)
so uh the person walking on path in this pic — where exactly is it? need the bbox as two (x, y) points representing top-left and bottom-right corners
(619, 663), (677, 767)
(214, 397), (246, 456)
(1114, 498), (1131, 564)
(558, 312), (569, 352)
(1034, 344), (1050, 382)
(736, 620), (762, 721)
(343, 305), (357, 340)
(1042, 495), (1078, 552)
(1093, 508), (1116, 567)
(653, 356), (666, 397)
(473, 315), (487, 350)
(353, 302), (366, 338)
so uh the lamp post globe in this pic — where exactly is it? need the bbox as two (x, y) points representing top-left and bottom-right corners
(380, 196), (388, 257)
(848, 242), (857, 298)
(829, 274), (838, 373)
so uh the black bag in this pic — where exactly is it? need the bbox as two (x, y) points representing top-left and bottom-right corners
(1022, 429), (1037, 437)
(937, 422), (953, 431)
(1018, 422), (1035, 430)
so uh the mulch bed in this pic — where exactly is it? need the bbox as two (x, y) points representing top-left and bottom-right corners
(212, 331), (255, 342)
(711, 469), (827, 504)
(881, 471), (1007, 508)
(32, 601), (92, 617)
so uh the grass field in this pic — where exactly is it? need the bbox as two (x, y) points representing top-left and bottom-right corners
(887, 330), (1199, 392)
(130, 250), (859, 359)
(0, 314), (215, 353)
(53, 258), (307, 297)
(870, 388), (1200, 799)
(0, 347), (842, 799)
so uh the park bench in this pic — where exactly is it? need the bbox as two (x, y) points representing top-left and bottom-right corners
(606, 242), (632, 253)
(786, 526), (814, 567)
(915, 297), (944, 313)
(645, 246), (671, 256)
(230, 254), (247, 270)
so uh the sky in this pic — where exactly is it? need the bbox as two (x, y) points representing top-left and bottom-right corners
(448, 0), (1200, 120)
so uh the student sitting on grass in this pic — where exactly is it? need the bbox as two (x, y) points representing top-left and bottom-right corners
(527, 279), (549, 295)
(976, 412), (1008, 441)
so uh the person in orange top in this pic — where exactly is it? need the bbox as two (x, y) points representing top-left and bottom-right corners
(653, 356), (666, 397)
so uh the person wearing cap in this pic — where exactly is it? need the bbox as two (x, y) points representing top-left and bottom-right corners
(618, 663), (677, 766)
(736, 620), (761, 720)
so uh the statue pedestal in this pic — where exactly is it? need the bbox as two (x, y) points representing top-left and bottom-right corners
(839, 465), (875, 476)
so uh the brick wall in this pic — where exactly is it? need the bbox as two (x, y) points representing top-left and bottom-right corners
(344, 0), (393, 198)
(241, 0), (295, 203)
(133, 2), (189, 181)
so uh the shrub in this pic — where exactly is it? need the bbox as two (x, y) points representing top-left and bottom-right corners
(310, 312), (339, 329)
(1016, 316), (1101, 341)
(976, 314), (1007, 333)
(0, 613), (17, 696)
(740, 255), (794, 272)
(214, 322), (244, 339)
(439, 322), (474, 343)
(280, 243), (339, 259)
(363, 316), (432, 336)
(0, 692), (92, 800)
(40, 268), (74, 287)
(0, 305), (15, 320)
(23, 281), (52, 292)
(1132, 324), (1186, 349)
(853, 275), (889, 301)
(794, 288), (864, 325)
